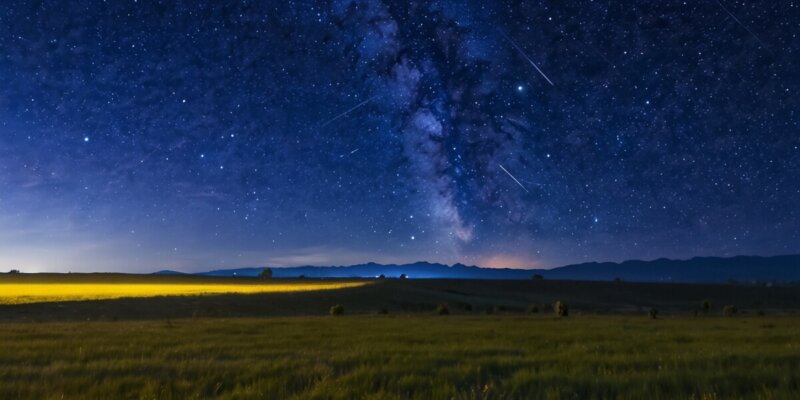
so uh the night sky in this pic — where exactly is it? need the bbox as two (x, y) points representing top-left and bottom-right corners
(1, 1), (798, 273)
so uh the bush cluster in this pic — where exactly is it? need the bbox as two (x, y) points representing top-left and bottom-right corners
(554, 301), (568, 317)
(329, 305), (344, 316)
(723, 305), (737, 317)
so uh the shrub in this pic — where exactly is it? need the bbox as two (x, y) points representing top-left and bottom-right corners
(378, 274), (385, 279)
(329, 305), (344, 316)
(649, 308), (659, 319)
(484, 306), (495, 315)
(528, 305), (540, 314)
(723, 305), (737, 317)
(399, 274), (407, 279)
(554, 301), (568, 317)
(436, 303), (450, 315)
(259, 268), (273, 279)
(702, 300), (710, 313)
(377, 307), (388, 314)
(531, 274), (544, 280)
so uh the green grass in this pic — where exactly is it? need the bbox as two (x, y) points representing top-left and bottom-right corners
(1, 315), (798, 399)
(2, 275), (798, 398)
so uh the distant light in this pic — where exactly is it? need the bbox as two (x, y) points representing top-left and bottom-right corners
(410, 235), (415, 240)
(83, 137), (89, 142)
(517, 85), (524, 92)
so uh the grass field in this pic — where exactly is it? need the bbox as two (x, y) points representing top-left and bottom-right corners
(0, 274), (367, 304)
(1, 274), (799, 399)
(1, 315), (798, 399)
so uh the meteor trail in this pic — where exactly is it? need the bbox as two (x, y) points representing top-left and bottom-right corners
(499, 29), (554, 86)
(498, 164), (529, 193)
(320, 95), (379, 127)
(339, 148), (360, 158)
(585, 42), (616, 69)
(714, 0), (770, 52)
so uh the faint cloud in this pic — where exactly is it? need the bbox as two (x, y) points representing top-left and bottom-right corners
(242, 246), (410, 267)
(476, 254), (538, 269)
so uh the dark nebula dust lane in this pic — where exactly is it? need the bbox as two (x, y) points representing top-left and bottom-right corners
(0, 1), (798, 272)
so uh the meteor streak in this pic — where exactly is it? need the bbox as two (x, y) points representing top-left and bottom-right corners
(320, 95), (379, 127)
(340, 148), (360, 158)
(715, 0), (770, 52)
(498, 164), (529, 193)
(499, 29), (555, 86)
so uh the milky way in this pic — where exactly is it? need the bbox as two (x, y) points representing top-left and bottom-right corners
(0, 1), (798, 272)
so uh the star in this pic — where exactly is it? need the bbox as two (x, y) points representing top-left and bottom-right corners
(0, 0), (794, 272)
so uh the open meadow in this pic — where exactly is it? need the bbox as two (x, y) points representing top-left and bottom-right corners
(1, 316), (799, 399)
(1, 274), (799, 399)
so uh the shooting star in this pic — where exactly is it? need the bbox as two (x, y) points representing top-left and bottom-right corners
(320, 95), (379, 127)
(498, 164), (529, 193)
(715, 0), (770, 52)
(339, 148), (360, 158)
(585, 42), (616, 69)
(499, 29), (555, 86)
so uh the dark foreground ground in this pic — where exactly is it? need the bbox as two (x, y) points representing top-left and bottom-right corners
(1, 316), (799, 399)
(1, 276), (799, 399)
(1, 275), (798, 321)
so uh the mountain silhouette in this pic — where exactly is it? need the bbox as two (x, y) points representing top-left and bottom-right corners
(166, 254), (800, 283)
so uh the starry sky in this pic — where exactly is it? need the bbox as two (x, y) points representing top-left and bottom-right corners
(1, 0), (798, 273)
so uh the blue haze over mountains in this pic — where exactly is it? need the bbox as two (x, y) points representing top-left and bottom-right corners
(156, 255), (800, 284)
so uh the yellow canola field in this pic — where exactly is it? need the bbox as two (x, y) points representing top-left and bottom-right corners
(0, 282), (368, 304)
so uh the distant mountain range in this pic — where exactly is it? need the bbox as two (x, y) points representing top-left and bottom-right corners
(154, 254), (800, 283)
